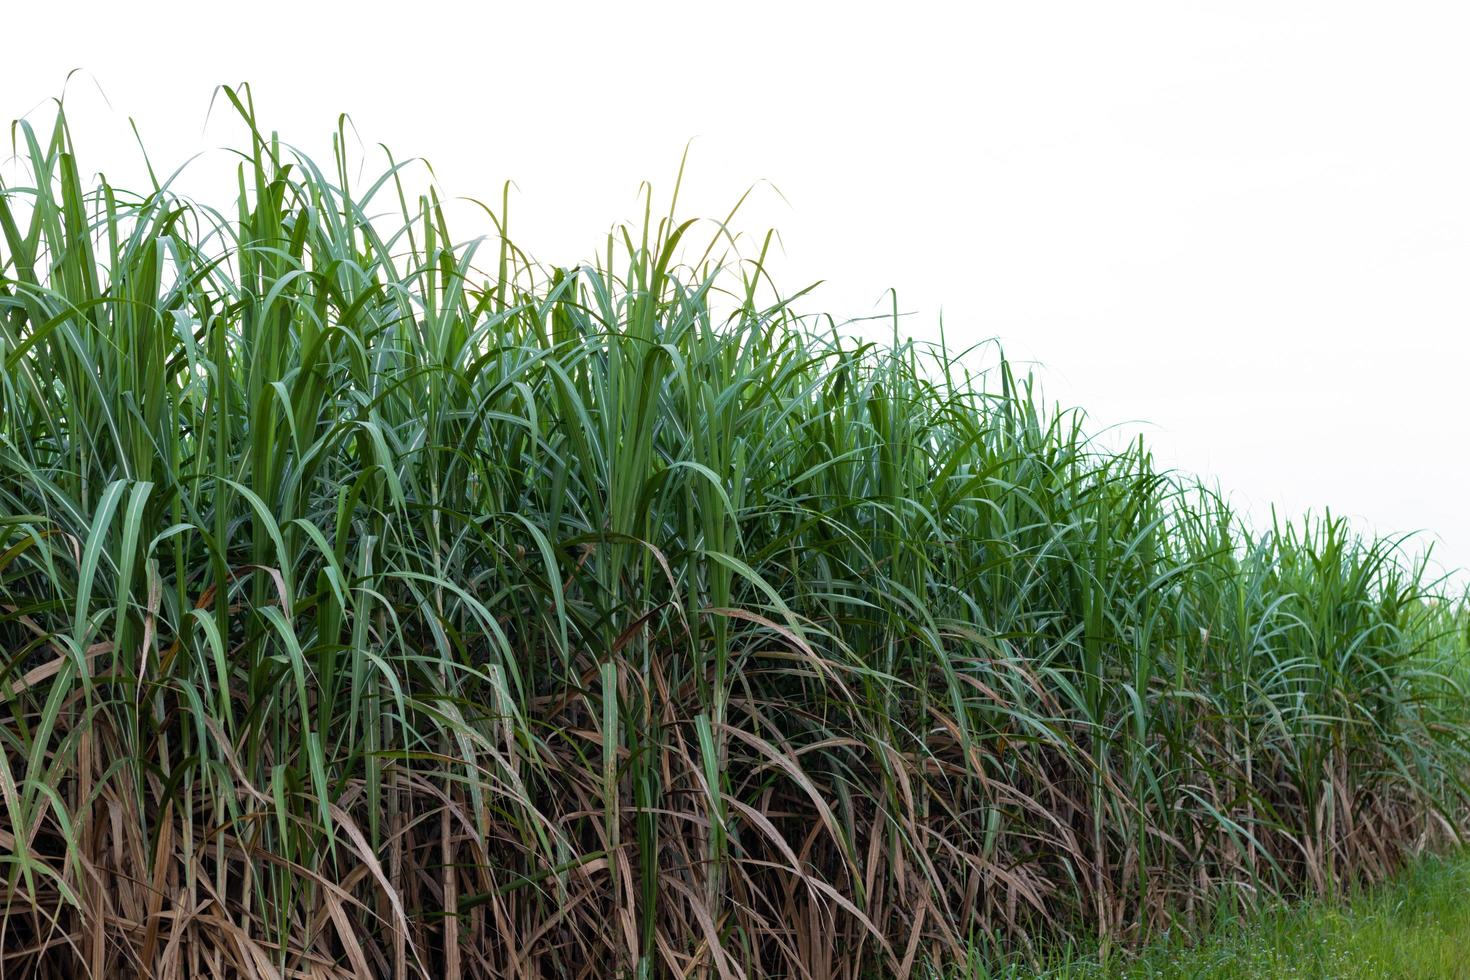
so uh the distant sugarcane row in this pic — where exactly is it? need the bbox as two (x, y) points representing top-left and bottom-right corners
(0, 88), (1466, 979)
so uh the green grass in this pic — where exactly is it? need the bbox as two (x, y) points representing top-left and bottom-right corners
(0, 84), (1466, 977)
(970, 849), (1470, 978)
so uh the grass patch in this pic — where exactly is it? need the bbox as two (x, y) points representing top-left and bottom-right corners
(981, 850), (1470, 978)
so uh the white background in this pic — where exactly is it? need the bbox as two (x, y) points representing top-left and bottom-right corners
(4, 1), (1468, 581)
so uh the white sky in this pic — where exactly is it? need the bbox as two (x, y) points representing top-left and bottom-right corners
(4, 1), (1468, 581)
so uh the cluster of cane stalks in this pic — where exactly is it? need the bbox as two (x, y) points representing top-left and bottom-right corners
(0, 88), (1465, 978)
